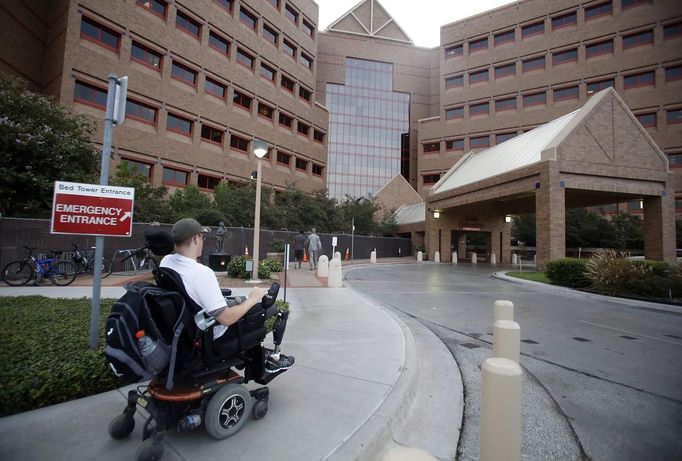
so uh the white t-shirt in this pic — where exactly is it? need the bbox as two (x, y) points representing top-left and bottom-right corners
(160, 253), (228, 339)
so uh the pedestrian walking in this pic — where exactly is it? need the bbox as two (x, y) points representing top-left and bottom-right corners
(293, 230), (306, 270)
(306, 228), (322, 270)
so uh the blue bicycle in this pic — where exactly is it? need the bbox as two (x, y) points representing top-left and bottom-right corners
(2, 247), (77, 286)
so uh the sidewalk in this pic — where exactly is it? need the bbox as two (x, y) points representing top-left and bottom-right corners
(0, 262), (461, 461)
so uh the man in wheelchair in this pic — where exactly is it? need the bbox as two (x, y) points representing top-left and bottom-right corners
(161, 218), (294, 373)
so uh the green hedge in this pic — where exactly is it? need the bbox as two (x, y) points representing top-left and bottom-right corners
(544, 258), (590, 287)
(227, 255), (281, 279)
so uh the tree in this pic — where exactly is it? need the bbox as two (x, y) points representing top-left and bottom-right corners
(0, 73), (99, 217)
(213, 182), (256, 227)
(109, 161), (170, 223)
(565, 209), (613, 248)
(338, 196), (380, 235)
(167, 185), (216, 223)
(511, 214), (536, 246)
(610, 213), (643, 250)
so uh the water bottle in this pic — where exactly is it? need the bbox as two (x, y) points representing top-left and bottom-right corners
(177, 414), (202, 432)
(135, 330), (170, 375)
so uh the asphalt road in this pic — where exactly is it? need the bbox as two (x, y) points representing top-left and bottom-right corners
(345, 263), (682, 461)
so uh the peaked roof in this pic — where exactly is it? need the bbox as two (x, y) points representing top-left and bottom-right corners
(395, 202), (425, 225)
(326, 0), (413, 44)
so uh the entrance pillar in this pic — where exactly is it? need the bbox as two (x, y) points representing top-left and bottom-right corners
(643, 190), (675, 263)
(535, 166), (565, 270)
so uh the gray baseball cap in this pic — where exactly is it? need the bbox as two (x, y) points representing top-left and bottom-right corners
(171, 218), (211, 243)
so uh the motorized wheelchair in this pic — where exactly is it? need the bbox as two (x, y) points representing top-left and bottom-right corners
(107, 230), (290, 461)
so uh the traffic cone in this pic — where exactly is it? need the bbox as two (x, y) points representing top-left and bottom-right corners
(245, 246), (249, 256)
(303, 251), (308, 262)
(344, 248), (350, 261)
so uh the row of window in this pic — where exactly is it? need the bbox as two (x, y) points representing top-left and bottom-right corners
(443, 0), (678, 59)
(133, 0), (316, 68)
(444, 75), (682, 121)
(209, 0), (316, 39)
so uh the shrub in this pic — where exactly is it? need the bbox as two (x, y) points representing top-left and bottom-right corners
(270, 239), (285, 252)
(260, 258), (283, 274)
(544, 258), (590, 287)
(585, 250), (651, 296)
(631, 260), (669, 277)
(265, 299), (289, 332)
(227, 255), (276, 279)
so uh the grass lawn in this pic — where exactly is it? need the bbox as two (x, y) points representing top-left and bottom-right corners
(506, 271), (550, 284)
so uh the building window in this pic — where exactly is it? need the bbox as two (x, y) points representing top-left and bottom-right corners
(299, 86), (312, 102)
(669, 154), (682, 166)
(666, 65), (682, 82)
(239, 6), (257, 30)
(167, 113), (193, 136)
(551, 12), (577, 30)
(444, 44), (463, 59)
(284, 4), (298, 24)
(136, 0), (168, 18)
(201, 125), (223, 144)
(470, 136), (490, 148)
(74, 80), (107, 109)
(208, 31), (230, 56)
(445, 139), (464, 151)
(314, 129), (325, 143)
(163, 166), (188, 186)
(668, 109), (682, 125)
(198, 174), (220, 190)
(131, 42), (162, 71)
(175, 11), (201, 39)
(281, 75), (295, 93)
(586, 39), (613, 58)
(236, 48), (254, 69)
(445, 107), (464, 120)
(80, 17), (120, 52)
(263, 23), (278, 45)
(267, 0), (279, 8)
(214, 0), (233, 13)
(523, 91), (546, 107)
(494, 29), (515, 46)
(496, 132), (517, 143)
(125, 99), (157, 124)
(623, 30), (653, 50)
(522, 56), (545, 72)
(522, 21), (544, 39)
(423, 142), (440, 153)
(205, 77), (227, 99)
(295, 158), (308, 171)
(233, 90), (252, 110)
(312, 163), (323, 176)
(445, 75), (464, 88)
(297, 121), (310, 136)
(624, 70), (655, 89)
(282, 39), (296, 58)
(230, 134), (249, 152)
(495, 97), (517, 112)
(495, 63), (516, 79)
(423, 174), (441, 185)
(299, 52), (313, 69)
(621, 0), (650, 10)
(302, 19), (315, 38)
(470, 102), (490, 116)
(171, 61), (197, 87)
(553, 48), (577, 65)
(636, 113), (656, 128)
(260, 63), (276, 82)
(664, 22), (682, 40)
(587, 78), (615, 94)
(553, 85), (579, 101)
(469, 69), (489, 84)
(469, 37), (488, 53)
(279, 112), (293, 128)
(258, 102), (274, 120)
(585, 2), (612, 20)
(277, 151), (291, 165)
(121, 158), (152, 179)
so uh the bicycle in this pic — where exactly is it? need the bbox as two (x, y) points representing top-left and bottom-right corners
(110, 244), (157, 274)
(2, 247), (77, 286)
(71, 244), (113, 278)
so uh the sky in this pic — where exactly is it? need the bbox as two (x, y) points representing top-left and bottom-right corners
(316, 0), (518, 48)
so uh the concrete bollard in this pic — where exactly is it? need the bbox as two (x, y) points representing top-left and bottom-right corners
(494, 300), (514, 322)
(317, 255), (329, 277)
(533, 254), (537, 268)
(480, 357), (522, 461)
(490, 253), (497, 265)
(327, 258), (342, 288)
(492, 319), (521, 363)
(334, 251), (341, 261)
(471, 252), (478, 264)
(417, 251), (423, 262)
(381, 446), (437, 461)
(370, 249), (377, 263)
(512, 253), (518, 266)
(452, 251), (458, 265)
(434, 251), (440, 262)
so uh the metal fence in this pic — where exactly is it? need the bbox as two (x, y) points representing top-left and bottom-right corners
(0, 218), (412, 269)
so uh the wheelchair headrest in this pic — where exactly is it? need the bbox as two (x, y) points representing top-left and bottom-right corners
(144, 230), (174, 256)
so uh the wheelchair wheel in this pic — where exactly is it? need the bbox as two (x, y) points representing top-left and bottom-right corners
(204, 384), (252, 440)
(135, 438), (164, 461)
(252, 399), (268, 420)
(108, 413), (135, 439)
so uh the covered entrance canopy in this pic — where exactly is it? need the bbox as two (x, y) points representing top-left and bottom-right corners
(426, 88), (675, 268)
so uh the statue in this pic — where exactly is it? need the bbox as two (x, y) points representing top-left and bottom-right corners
(215, 221), (227, 254)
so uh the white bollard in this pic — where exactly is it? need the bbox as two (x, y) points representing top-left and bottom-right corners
(334, 251), (341, 261)
(512, 253), (518, 266)
(490, 253), (497, 265)
(434, 251), (440, 262)
(417, 251), (423, 262)
(327, 258), (342, 288)
(471, 252), (477, 264)
(493, 319), (521, 363)
(317, 255), (329, 277)
(494, 300), (514, 322)
(533, 254), (537, 268)
(480, 357), (522, 461)
(452, 251), (458, 265)
(370, 249), (377, 263)
(381, 446), (437, 461)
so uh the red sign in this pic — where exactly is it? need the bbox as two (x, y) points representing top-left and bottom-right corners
(51, 181), (135, 237)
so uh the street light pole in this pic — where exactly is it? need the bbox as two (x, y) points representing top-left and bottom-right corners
(250, 140), (268, 282)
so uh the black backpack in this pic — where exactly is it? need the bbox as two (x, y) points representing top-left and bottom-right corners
(104, 281), (186, 389)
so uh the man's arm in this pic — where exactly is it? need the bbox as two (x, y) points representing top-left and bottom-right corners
(211, 287), (265, 326)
